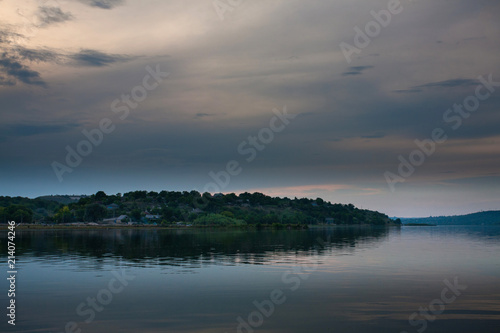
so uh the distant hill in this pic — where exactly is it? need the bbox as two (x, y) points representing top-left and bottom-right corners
(400, 211), (500, 225)
(36, 195), (86, 205)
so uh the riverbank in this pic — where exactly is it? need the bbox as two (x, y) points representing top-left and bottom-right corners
(1, 223), (401, 230)
(1, 223), (306, 230)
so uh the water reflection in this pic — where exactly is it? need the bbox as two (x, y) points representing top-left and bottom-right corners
(1, 226), (392, 269)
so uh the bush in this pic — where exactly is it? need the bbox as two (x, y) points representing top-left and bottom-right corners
(193, 214), (246, 226)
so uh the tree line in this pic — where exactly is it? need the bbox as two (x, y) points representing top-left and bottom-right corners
(0, 190), (401, 226)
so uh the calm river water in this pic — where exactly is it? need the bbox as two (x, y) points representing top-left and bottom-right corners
(1, 225), (499, 332)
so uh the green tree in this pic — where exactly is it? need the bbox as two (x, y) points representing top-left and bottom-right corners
(13, 207), (33, 223)
(54, 206), (71, 223)
(3, 205), (33, 223)
(94, 191), (107, 201)
(193, 213), (246, 226)
(221, 211), (234, 218)
(84, 203), (107, 222)
(130, 209), (142, 222)
(0, 207), (6, 223)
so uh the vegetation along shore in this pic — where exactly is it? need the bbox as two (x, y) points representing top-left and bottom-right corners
(0, 191), (401, 227)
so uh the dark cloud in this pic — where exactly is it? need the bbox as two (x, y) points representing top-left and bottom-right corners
(0, 39), (130, 87)
(70, 49), (134, 67)
(0, 30), (51, 86)
(342, 65), (373, 76)
(77, 0), (125, 9)
(0, 8), (66, 87)
(415, 78), (480, 89)
(395, 78), (480, 93)
(342, 71), (362, 76)
(194, 113), (216, 119)
(393, 88), (423, 94)
(0, 29), (22, 45)
(350, 66), (374, 72)
(0, 54), (46, 86)
(0, 30), (10, 44)
(14, 47), (60, 63)
(37, 6), (73, 26)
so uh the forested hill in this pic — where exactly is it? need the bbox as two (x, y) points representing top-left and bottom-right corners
(400, 211), (500, 225)
(0, 190), (400, 226)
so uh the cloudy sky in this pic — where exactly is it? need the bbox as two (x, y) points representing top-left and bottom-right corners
(0, 0), (499, 217)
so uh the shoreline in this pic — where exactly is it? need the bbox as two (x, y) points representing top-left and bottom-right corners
(1, 223), (401, 230)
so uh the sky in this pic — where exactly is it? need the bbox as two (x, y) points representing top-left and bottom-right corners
(0, 0), (499, 217)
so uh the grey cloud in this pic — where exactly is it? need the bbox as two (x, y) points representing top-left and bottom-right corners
(395, 78), (481, 93)
(37, 6), (73, 26)
(415, 78), (480, 89)
(0, 30), (11, 44)
(0, 54), (46, 86)
(194, 113), (216, 119)
(77, 0), (125, 9)
(0, 75), (15, 86)
(0, 9), (66, 88)
(0, 45), (62, 86)
(350, 66), (374, 72)
(0, 29), (22, 45)
(393, 88), (423, 94)
(342, 71), (362, 76)
(15, 47), (60, 63)
(342, 65), (373, 76)
(70, 49), (134, 67)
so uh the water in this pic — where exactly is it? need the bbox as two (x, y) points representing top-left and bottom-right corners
(1, 226), (499, 332)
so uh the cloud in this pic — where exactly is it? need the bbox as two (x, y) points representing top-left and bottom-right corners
(69, 49), (134, 67)
(0, 30), (11, 44)
(0, 13), (65, 86)
(415, 78), (480, 89)
(14, 47), (60, 63)
(0, 44), (64, 86)
(77, 0), (125, 9)
(0, 54), (46, 86)
(394, 78), (481, 94)
(194, 113), (216, 119)
(0, 35), (131, 87)
(0, 75), (15, 86)
(342, 71), (362, 76)
(37, 6), (73, 26)
(0, 29), (22, 45)
(342, 65), (374, 76)
(350, 66), (374, 72)
(393, 88), (423, 94)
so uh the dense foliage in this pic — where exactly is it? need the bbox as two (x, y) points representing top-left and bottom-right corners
(0, 190), (399, 226)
